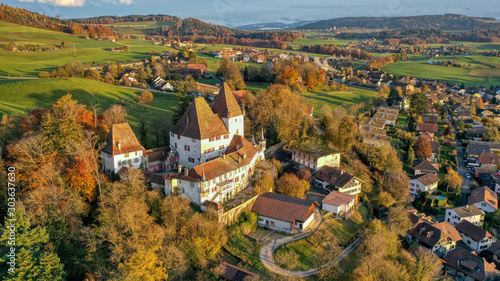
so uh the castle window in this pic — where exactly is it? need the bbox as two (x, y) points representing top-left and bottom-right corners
(175, 143), (177, 149)
(188, 158), (195, 163)
(224, 135), (229, 139)
(177, 135), (180, 139)
(216, 136), (221, 141)
(191, 138), (196, 142)
(125, 153), (130, 158)
(219, 145), (224, 150)
(184, 145), (190, 151)
(171, 132), (174, 137)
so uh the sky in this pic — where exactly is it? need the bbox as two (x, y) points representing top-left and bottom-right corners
(3, 0), (500, 27)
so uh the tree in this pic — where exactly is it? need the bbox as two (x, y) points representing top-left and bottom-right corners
(388, 205), (412, 236)
(414, 137), (432, 159)
(409, 92), (429, 115)
(139, 91), (154, 103)
(225, 63), (246, 90)
(102, 104), (127, 129)
(444, 167), (462, 192)
(171, 90), (194, 125)
(275, 173), (309, 198)
(255, 171), (274, 194)
(0, 211), (66, 281)
(406, 147), (415, 166)
(139, 119), (149, 148)
(383, 171), (410, 204)
(483, 127), (500, 143)
(250, 84), (306, 145)
(276, 65), (299, 87)
(387, 88), (402, 106)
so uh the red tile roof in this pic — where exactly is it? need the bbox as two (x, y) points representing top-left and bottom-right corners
(231, 90), (249, 104)
(170, 97), (229, 140)
(479, 152), (500, 165)
(252, 192), (318, 223)
(434, 222), (462, 242)
(186, 64), (207, 70)
(102, 123), (145, 155)
(212, 83), (243, 119)
(413, 158), (439, 172)
(322, 190), (355, 207)
(416, 123), (439, 133)
(468, 186), (498, 210)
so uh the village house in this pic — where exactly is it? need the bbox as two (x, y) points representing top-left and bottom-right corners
(455, 220), (496, 253)
(312, 165), (362, 196)
(416, 123), (439, 134)
(251, 192), (319, 234)
(321, 190), (356, 219)
(358, 117), (386, 130)
(478, 152), (500, 170)
(409, 173), (439, 198)
(413, 158), (439, 176)
(443, 247), (500, 281)
(407, 222), (461, 257)
(186, 64), (207, 78)
(373, 111), (397, 126)
(445, 205), (485, 227)
(467, 186), (498, 213)
(451, 102), (471, 120)
(290, 142), (341, 171)
(101, 123), (145, 174)
(390, 81), (414, 92)
(409, 210), (434, 228)
(421, 114), (439, 124)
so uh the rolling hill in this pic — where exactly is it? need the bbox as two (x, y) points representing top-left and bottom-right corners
(297, 14), (500, 30)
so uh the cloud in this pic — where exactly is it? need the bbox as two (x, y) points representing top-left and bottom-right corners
(118, 0), (133, 4)
(19, 0), (86, 7)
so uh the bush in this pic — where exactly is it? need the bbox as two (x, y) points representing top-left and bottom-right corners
(139, 90), (154, 103)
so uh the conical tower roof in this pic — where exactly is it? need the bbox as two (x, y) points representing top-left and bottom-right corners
(211, 83), (243, 118)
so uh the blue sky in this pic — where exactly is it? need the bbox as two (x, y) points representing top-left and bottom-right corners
(3, 0), (500, 27)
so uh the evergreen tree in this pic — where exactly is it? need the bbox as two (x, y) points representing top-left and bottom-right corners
(139, 119), (149, 148)
(0, 211), (66, 281)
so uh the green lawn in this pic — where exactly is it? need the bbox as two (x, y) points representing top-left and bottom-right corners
(0, 78), (178, 142)
(396, 114), (408, 129)
(274, 206), (369, 271)
(0, 21), (177, 76)
(382, 54), (500, 87)
(302, 87), (378, 118)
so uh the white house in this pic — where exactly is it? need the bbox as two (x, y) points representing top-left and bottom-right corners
(455, 220), (496, 253)
(251, 192), (319, 234)
(313, 165), (362, 196)
(290, 142), (341, 171)
(409, 173), (439, 198)
(101, 123), (145, 174)
(445, 205), (485, 227)
(408, 222), (462, 257)
(322, 190), (356, 218)
(467, 186), (498, 213)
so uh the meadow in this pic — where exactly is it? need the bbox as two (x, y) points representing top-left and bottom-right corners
(0, 21), (177, 76)
(382, 54), (500, 87)
(0, 78), (178, 139)
(302, 87), (379, 117)
(103, 21), (176, 36)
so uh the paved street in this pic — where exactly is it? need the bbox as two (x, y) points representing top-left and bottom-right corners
(454, 131), (471, 205)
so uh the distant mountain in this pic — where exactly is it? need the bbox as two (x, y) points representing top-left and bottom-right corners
(235, 20), (317, 31)
(297, 14), (500, 30)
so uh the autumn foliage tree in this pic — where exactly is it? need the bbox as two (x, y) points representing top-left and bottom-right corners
(414, 136), (432, 159)
(275, 173), (310, 198)
(444, 167), (463, 192)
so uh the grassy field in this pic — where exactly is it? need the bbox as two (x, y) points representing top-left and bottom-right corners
(103, 21), (176, 36)
(0, 78), (178, 140)
(274, 206), (368, 271)
(382, 54), (500, 87)
(302, 87), (379, 117)
(0, 21), (177, 76)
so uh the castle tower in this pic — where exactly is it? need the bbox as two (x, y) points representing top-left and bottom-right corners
(211, 83), (244, 136)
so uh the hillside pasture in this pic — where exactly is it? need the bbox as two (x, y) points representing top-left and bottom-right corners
(302, 87), (378, 117)
(0, 78), (178, 141)
(0, 21), (177, 76)
(382, 55), (500, 87)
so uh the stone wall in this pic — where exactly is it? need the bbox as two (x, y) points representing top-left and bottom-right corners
(218, 195), (259, 225)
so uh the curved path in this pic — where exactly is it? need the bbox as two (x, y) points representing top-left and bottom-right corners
(259, 216), (364, 278)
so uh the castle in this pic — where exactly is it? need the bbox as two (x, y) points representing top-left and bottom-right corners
(101, 83), (266, 207)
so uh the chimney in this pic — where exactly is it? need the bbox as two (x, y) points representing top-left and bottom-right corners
(238, 156), (241, 163)
(177, 165), (182, 174)
(242, 153), (247, 159)
(183, 167), (188, 176)
(117, 142), (121, 150)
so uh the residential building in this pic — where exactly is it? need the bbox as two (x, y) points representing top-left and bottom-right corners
(322, 190), (356, 218)
(455, 220), (496, 253)
(479, 152), (500, 170)
(373, 111), (397, 126)
(217, 262), (256, 281)
(452, 102), (471, 120)
(413, 158), (439, 176)
(101, 123), (145, 174)
(409, 173), (439, 198)
(443, 247), (500, 281)
(468, 186), (498, 213)
(408, 210), (434, 228)
(407, 222), (461, 257)
(312, 166), (362, 196)
(251, 192), (319, 234)
(445, 205), (485, 227)
(416, 123), (439, 134)
(468, 143), (491, 157)
(290, 142), (341, 171)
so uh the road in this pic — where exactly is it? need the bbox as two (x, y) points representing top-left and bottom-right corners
(454, 130), (471, 205)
